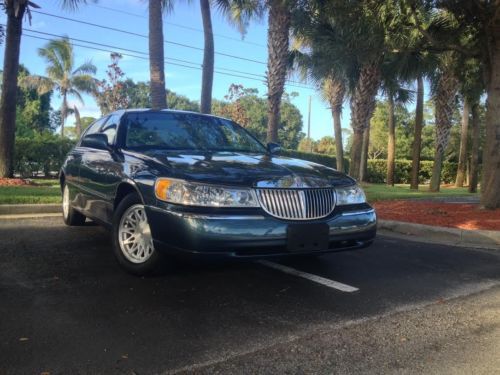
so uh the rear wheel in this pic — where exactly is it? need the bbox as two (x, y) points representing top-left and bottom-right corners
(62, 183), (86, 226)
(112, 193), (164, 275)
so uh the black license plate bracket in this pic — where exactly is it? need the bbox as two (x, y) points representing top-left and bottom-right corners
(287, 223), (329, 252)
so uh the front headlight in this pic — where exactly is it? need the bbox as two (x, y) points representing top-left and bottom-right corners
(336, 184), (366, 205)
(155, 178), (259, 207)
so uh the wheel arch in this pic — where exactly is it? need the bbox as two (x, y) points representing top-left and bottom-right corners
(114, 180), (145, 210)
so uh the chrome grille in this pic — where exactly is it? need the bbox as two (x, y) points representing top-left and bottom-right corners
(256, 188), (336, 220)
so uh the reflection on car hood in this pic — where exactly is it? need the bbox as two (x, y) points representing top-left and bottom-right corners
(137, 150), (356, 188)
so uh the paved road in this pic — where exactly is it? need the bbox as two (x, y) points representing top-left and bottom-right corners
(0, 217), (499, 374)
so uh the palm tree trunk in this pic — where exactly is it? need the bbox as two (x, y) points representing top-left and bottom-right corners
(324, 77), (346, 172)
(349, 61), (381, 180)
(0, 4), (26, 177)
(200, 0), (214, 114)
(410, 76), (424, 190)
(349, 130), (364, 180)
(266, 0), (291, 143)
(455, 98), (470, 187)
(386, 93), (396, 186)
(74, 105), (82, 138)
(480, 53), (500, 207)
(468, 102), (480, 194)
(429, 70), (458, 192)
(360, 125), (370, 182)
(149, 0), (167, 109)
(332, 109), (344, 172)
(61, 93), (68, 138)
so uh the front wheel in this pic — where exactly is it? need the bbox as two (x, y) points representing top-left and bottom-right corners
(112, 193), (164, 275)
(62, 183), (86, 226)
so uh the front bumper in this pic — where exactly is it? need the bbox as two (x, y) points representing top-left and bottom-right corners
(146, 204), (376, 258)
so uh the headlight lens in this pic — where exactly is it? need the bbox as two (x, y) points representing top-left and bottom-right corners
(336, 184), (366, 205)
(155, 178), (259, 207)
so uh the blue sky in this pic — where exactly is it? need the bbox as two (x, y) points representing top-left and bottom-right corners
(0, 0), (424, 140)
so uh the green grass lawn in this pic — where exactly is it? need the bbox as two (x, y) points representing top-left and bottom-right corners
(0, 181), (478, 205)
(0, 179), (61, 204)
(362, 183), (478, 202)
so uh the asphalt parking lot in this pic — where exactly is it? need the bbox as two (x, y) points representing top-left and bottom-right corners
(1, 217), (499, 374)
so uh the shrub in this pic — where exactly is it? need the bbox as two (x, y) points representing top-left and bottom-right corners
(284, 150), (468, 184)
(14, 133), (75, 177)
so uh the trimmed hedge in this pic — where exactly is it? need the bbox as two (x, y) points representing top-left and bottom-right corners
(283, 150), (462, 184)
(365, 159), (457, 184)
(14, 133), (75, 177)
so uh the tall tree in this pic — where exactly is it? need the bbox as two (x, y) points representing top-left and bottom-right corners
(0, 1), (26, 177)
(386, 93), (396, 185)
(23, 37), (96, 137)
(429, 55), (458, 192)
(350, 61), (382, 180)
(322, 76), (346, 172)
(0, 0), (90, 177)
(406, 0), (500, 207)
(410, 75), (424, 189)
(266, 0), (291, 143)
(200, 0), (214, 114)
(468, 102), (480, 193)
(149, 0), (168, 109)
(454, 98), (469, 187)
(199, 0), (257, 114)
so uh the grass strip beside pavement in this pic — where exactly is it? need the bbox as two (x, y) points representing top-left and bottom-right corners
(362, 183), (477, 202)
(0, 182), (478, 205)
(0, 185), (61, 204)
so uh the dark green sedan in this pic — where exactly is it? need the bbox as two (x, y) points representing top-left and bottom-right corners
(60, 109), (376, 275)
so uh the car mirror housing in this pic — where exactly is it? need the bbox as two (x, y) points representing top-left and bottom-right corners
(267, 142), (281, 154)
(81, 133), (110, 151)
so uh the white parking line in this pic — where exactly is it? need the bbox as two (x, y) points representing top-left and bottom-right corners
(258, 260), (359, 293)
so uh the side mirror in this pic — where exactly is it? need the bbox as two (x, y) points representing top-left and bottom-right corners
(267, 142), (281, 154)
(81, 133), (110, 151)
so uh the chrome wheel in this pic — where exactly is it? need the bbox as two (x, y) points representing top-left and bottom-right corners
(118, 204), (155, 264)
(62, 184), (70, 219)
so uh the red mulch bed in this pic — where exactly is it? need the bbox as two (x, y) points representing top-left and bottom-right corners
(373, 200), (500, 231)
(0, 178), (33, 186)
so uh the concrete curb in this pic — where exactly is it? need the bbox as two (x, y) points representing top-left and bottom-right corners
(379, 219), (500, 249)
(0, 204), (61, 215)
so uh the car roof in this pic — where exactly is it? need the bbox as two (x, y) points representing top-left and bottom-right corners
(115, 108), (231, 122)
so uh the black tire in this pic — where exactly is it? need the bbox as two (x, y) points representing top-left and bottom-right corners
(62, 183), (86, 226)
(112, 193), (164, 276)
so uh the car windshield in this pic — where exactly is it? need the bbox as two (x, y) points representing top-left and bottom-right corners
(122, 112), (267, 153)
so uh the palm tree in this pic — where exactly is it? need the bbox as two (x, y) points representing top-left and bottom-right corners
(349, 60), (382, 180)
(454, 57), (484, 188)
(199, 0), (259, 114)
(468, 102), (481, 193)
(322, 76), (346, 172)
(454, 97), (469, 187)
(410, 75), (424, 189)
(200, 0), (214, 114)
(429, 54), (459, 192)
(0, 0), (90, 177)
(266, 0), (291, 143)
(149, 0), (170, 109)
(406, 1), (500, 207)
(23, 37), (96, 137)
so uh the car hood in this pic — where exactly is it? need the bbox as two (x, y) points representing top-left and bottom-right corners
(134, 150), (355, 188)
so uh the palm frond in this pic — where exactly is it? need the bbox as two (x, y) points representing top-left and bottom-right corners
(72, 60), (97, 76)
(19, 75), (55, 95)
(71, 75), (96, 94)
